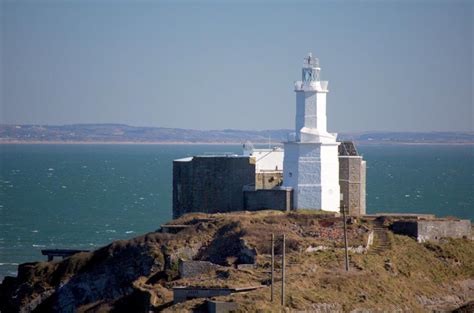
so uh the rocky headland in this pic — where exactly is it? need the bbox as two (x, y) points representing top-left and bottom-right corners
(0, 211), (473, 312)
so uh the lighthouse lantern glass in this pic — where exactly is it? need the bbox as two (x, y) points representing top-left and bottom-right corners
(303, 68), (316, 83)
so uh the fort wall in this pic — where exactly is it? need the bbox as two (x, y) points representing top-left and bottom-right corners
(243, 188), (293, 212)
(173, 156), (255, 218)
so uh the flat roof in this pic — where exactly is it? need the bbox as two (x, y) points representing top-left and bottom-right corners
(174, 157), (193, 162)
(195, 154), (245, 158)
(249, 147), (283, 152)
(173, 286), (264, 291)
(174, 155), (249, 162)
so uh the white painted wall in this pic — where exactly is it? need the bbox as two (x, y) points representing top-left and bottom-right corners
(283, 142), (340, 211)
(243, 147), (284, 172)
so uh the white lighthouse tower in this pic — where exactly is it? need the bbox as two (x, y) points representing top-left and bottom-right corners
(283, 53), (340, 212)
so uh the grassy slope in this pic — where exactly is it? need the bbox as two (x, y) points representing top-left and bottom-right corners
(1, 211), (472, 312)
(165, 212), (473, 312)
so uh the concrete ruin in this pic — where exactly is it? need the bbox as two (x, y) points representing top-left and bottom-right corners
(207, 300), (239, 313)
(391, 219), (472, 242)
(173, 286), (263, 304)
(178, 259), (222, 278)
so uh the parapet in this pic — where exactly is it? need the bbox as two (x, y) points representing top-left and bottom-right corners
(294, 80), (329, 92)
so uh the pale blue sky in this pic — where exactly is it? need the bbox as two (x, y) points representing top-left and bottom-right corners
(1, 0), (472, 132)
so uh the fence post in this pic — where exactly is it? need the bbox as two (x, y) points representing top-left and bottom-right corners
(342, 201), (349, 271)
(281, 233), (286, 307)
(271, 233), (274, 302)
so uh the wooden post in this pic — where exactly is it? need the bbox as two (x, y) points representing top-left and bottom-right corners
(281, 234), (286, 307)
(342, 203), (349, 272)
(271, 233), (274, 302)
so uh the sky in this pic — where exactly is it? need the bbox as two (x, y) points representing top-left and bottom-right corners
(1, 0), (472, 132)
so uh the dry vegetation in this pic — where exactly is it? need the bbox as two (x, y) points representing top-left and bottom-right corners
(1, 210), (472, 312)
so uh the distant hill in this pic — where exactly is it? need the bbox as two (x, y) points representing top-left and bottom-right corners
(0, 124), (472, 144)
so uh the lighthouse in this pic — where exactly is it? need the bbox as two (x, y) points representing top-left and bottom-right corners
(283, 53), (340, 212)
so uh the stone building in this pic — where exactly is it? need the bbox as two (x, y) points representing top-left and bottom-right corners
(172, 155), (255, 218)
(172, 142), (366, 218)
(338, 141), (366, 215)
(172, 148), (293, 218)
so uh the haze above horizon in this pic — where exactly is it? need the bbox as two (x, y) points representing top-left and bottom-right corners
(1, 0), (473, 132)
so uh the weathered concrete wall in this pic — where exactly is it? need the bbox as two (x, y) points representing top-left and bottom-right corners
(255, 171), (283, 189)
(207, 300), (239, 313)
(391, 220), (419, 238)
(178, 260), (222, 278)
(339, 156), (366, 216)
(173, 156), (255, 218)
(243, 188), (293, 211)
(417, 220), (471, 242)
(173, 288), (233, 304)
(391, 220), (472, 242)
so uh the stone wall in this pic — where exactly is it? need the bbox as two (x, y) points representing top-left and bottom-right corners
(390, 220), (418, 238)
(360, 160), (366, 214)
(173, 287), (261, 304)
(173, 288), (233, 304)
(173, 156), (255, 218)
(391, 219), (472, 242)
(255, 171), (282, 189)
(243, 188), (293, 212)
(207, 300), (239, 313)
(178, 260), (222, 278)
(339, 156), (366, 216)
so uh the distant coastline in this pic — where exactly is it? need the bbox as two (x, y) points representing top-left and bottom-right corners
(1, 140), (473, 145)
(0, 140), (245, 145)
(1, 124), (473, 145)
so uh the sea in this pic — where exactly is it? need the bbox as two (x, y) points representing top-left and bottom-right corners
(0, 144), (473, 280)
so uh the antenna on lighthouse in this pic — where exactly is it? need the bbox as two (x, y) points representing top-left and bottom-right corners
(304, 52), (319, 68)
(303, 52), (321, 81)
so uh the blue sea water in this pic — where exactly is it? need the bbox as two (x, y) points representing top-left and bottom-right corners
(0, 144), (473, 280)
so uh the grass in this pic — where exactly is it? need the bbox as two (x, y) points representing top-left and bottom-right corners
(4, 210), (472, 312)
(165, 211), (474, 312)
